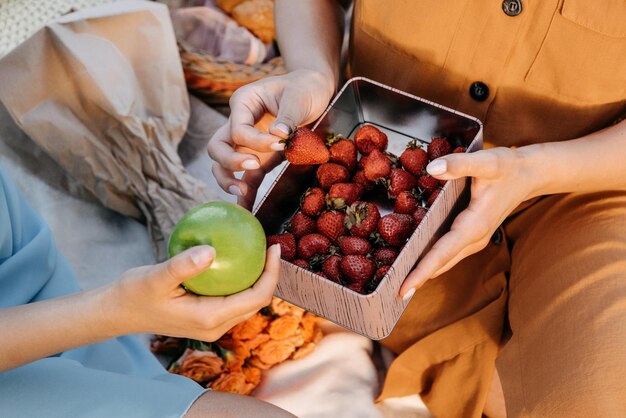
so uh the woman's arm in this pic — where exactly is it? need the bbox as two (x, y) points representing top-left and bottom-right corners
(400, 119), (626, 296)
(0, 245), (281, 372)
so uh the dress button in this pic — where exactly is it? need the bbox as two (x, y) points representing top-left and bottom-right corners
(469, 81), (489, 102)
(502, 0), (522, 17)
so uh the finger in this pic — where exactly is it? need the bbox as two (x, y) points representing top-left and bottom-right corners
(426, 150), (502, 180)
(157, 245), (216, 288)
(269, 87), (317, 139)
(229, 94), (284, 152)
(430, 240), (486, 278)
(211, 162), (246, 197)
(196, 244), (281, 322)
(207, 125), (262, 172)
(399, 209), (486, 297)
(237, 168), (267, 210)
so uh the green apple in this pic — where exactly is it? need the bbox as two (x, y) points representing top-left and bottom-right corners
(168, 201), (267, 296)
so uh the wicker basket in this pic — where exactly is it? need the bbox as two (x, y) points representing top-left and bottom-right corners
(179, 43), (286, 105)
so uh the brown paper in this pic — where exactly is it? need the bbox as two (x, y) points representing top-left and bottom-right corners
(0, 0), (219, 259)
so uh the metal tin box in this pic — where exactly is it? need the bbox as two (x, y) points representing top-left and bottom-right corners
(254, 77), (483, 340)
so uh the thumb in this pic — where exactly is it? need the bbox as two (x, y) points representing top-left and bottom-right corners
(269, 89), (315, 139)
(159, 245), (216, 287)
(426, 151), (501, 180)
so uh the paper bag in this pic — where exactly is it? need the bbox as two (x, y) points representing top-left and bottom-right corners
(0, 0), (219, 259)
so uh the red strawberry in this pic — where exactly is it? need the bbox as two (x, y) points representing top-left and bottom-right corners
(291, 259), (310, 269)
(394, 191), (419, 214)
(297, 233), (331, 259)
(427, 137), (452, 161)
(345, 201), (381, 238)
(354, 124), (388, 155)
(316, 211), (347, 241)
(317, 163), (350, 190)
(373, 247), (399, 266)
(288, 212), (316, 238)
(266, 232), (296, 261)
(399, 140), (428, 176)
(387, 168), (419, 199)
(327, 183), (364, 209)
(453, 146), (465, 153)
(322, 255), (343, 283)
(301, 187), (326, 217)
(363, 149), (391, 181)
(352, 170), (375, 191)
(375, 265), (391, 281)
(283, 127), (330, 165)
(340, 255), (377, 288)
(412, 206), (428, 226)
(337, 236), (371, 256)
(316, 272), (328, 279)
(378, 213), (414, 246)
(427, 188), (441, 207)
(328, 136), (357, 172)
(418, 174), (439, 196)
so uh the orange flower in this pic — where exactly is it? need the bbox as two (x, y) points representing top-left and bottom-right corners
(243, 366), (262, 386)
(231, 313), (269, 340)
(210, 372), (255, 395)
(216, 334), (234, 351)
(291, 342), (316, 360)
(271, 298), (305, 318)
(301, 312), (321, 343)
(252, 339), (296, 366)
(246, 333), (270, 350)
(268, 315), (301, 340)
(170, 349), (224, 384)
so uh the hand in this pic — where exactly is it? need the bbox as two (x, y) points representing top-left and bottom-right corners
(399, 147), (536, 298)
(208, 69), (335, 209)
(110, 244), (282, 342)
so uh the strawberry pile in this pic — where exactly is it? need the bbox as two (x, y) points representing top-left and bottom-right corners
(268, 125), (464, 294)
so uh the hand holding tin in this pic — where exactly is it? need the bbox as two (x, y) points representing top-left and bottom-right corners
(399, 147), (534, 297)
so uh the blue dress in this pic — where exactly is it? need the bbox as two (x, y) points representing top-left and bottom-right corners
(0, 166), (206, 417)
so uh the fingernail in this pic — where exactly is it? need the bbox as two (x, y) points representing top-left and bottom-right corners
(402, 288), (416, 301)
(274, 123), (290, 136)
(270, 142), (285, 151)
(241, 159), (260, 170)
(190, 246), (215, 267)
(427, 159), (447, 175)
(228, 185), (243, 196)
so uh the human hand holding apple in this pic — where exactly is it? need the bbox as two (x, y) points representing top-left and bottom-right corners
(106, 202), (280, 342)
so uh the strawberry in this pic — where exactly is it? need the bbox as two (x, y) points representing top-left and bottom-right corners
(328, 136), (358, 172)
(288, 212), (316, 238)
(266, 232), (296, 261)
(316, 272), (329, 279)
(345, 201), (381, 238)
(394, 190), (419, 214)
(340, 255), (377, 289)
(418, 174), (439, 196)
(322, 255), (343, 283)
(427, 188), (441, 207)
(453, 146), (465, 153)
(300, 187), (326, 217)
(337, 236), (371, 256)
(317, 163), (350, 190)
(354, 124), (388, 155)
(297, 233), (331, 259)
(316, 211), (347, 241)
(412, 206), (428, 226)
(373, 247), (399, 266)
(375, 265), (391, 281)
(427, 137), (452, 161)
(283, 127), (330, 165)
(387, 168), (419, 199)
(399, 140), (428, 176)
(291, 259), (310, 270)
(378, 213), (414, 246)
(327, 183), (364, 209)
(352, 170), (375, 191)
(363, 149), (392, 181)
